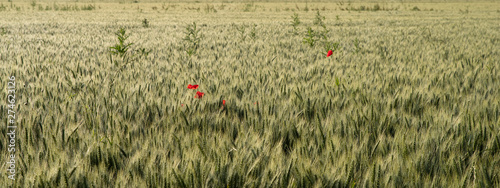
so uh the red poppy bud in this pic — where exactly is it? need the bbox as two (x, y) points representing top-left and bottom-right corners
(187, 84), (199, 89)
(195, 91), (205, 99)
(327, 50), (333, 57)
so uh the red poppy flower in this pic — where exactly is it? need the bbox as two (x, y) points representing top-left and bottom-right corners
(327, 50), (333, 57)
(195, 91), (204, 99)
(187, 84), (199, 89)
(181, 104), (184, 107)
(223, 100), (226, 106)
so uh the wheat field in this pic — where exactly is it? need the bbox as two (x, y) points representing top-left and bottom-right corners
(0, 1), (499, 187)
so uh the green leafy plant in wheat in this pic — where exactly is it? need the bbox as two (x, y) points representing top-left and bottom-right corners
(30, 0), (36, 10)
(236, 24), (247, 41)
(204, 4), (216, 13)
(109, 28), (134, 58)
(302, 27), (316, 47)
(319, 27), (339, 55)
(0, 27), (8, 36)
(354, 38), (361, 54)
(308, 10), (339, 54)
(291, 13), (300, 34)
(314, 10), (329, 41)
(0, 4), (7, 11)
(183, 22), (202, 56)
(243, 3), (254, 12)
(250, 24), (257, 40)
(142, 18), (149, 28)
(324, 41), (339, 55)
(303, 11), (336, 50)
(313, 10), (325, 27)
